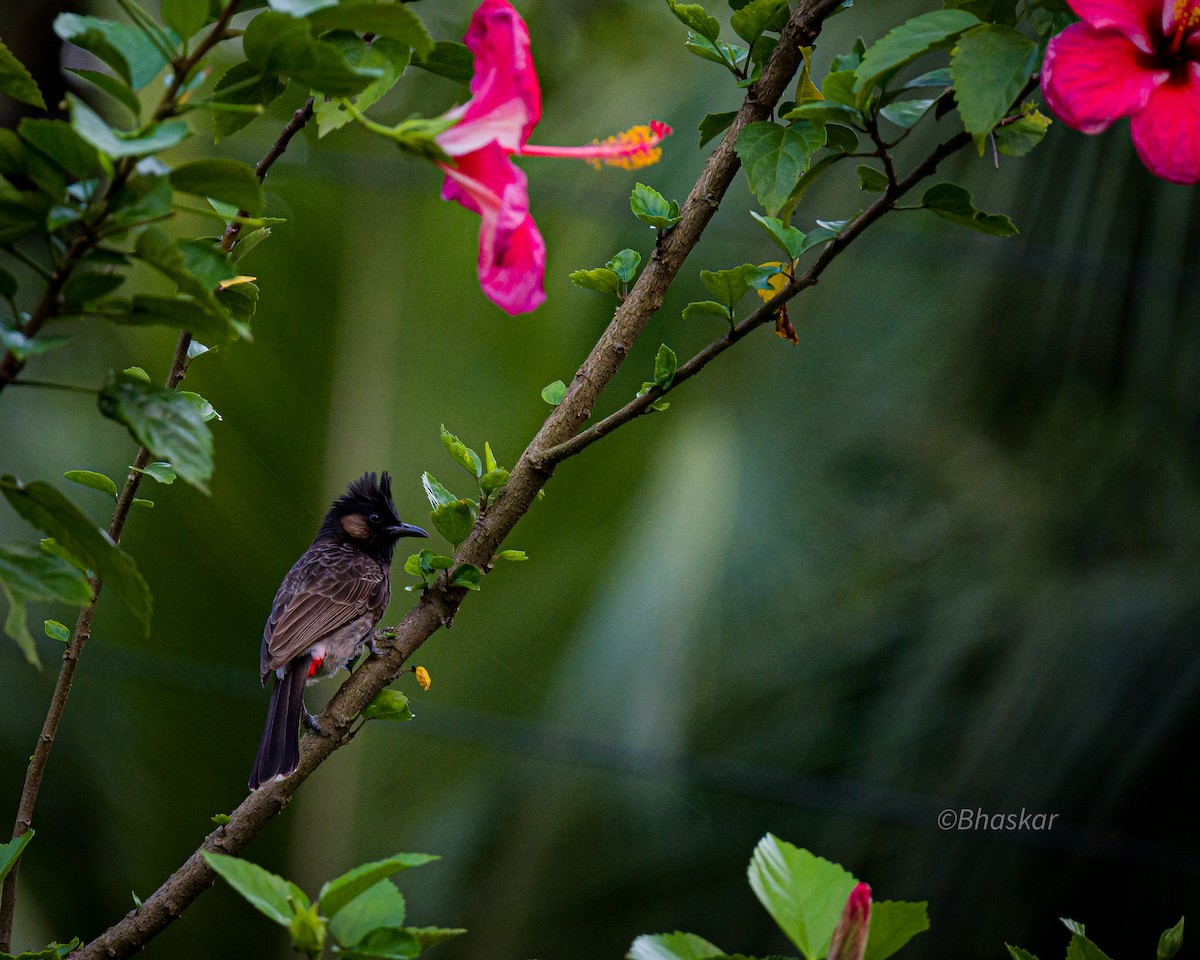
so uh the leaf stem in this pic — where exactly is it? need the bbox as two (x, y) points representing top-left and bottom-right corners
(2, 245), (52, 282)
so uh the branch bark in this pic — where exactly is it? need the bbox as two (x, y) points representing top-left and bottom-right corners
(0, 81), (308, 956)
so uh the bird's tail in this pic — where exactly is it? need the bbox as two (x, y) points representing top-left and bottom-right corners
(248, 657), (310, 790)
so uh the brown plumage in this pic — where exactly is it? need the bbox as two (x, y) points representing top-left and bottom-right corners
(248, 471), (428, 790)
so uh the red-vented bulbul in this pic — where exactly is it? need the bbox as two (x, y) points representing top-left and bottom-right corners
(248, 471), (428, 790)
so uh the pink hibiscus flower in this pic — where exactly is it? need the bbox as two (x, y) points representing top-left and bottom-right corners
(436, 0), (672, 315)
(1042, 0), (1200, 184)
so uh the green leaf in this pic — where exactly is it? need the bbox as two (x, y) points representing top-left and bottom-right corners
(440, 425), (482, 478)
(747, 834), (856, 958)
(944, 0), (1018, 24)
(497, 549), (527, 562)
(63, 470), (117, 498)
(782, 101), (860, 123)
(856, 165), (889, 192)
(211, 62), (286, 142)
(950, 24), (1038, 149)
(431, 500), (476, 548)
(995, 107), (1051, 156)
(180, 391), (221, 422)
(1006, 946), (1040, 960)
(360, 691), (412, 720)
(243, 11), (381, 96)
(628, 932), (725, 960)
(65, 68), (141, 118)
(63, 270), (123, 307)
(0, 267), (17, 299)
(53, 13), (170, 90)
(483, 442), (498, 474)
(107, 295), (235, 345)
(921, 182), (1018, 236)
(698, 110), (736, 148)
(700, 263), (764, 309)
(878, 97), (936, 128)
(1158, 919), (1185, 960)
(68, 95), (189, 159)
(666, 0), (720, 41)
(479, 468), (509, 498)
(0, 479), (149, 631)
(569, 267), (621, 294)
(735, 121), (826, 215)
(407, 927), (467, 951)
(631, 183), (681, 229)
(412, 41), (473, 83)
(289, 902), (327, 957)
(0, 831), (34, 885)
(0, 543), (91, 666)
(318, 854), (437, 919)
(420, 473), (457, 510)
(170, 159), (265, 216)
(161, 0), (210, 38)
(203, 852), (307, 926)
(306, 2), (434, 57)
(684, 34), (746, 70)
(339, 927), (421, 960)
(730, 0), (788, 44)
(131, 498), (154, 509)
(450, 562), (482, 591)
(133, 227), (234, 321)
(1067, 933), (1114, 960)
(750, 211), (807, 259)
(108, 172), (173, 229)
(864, 901), (930, 960)
(330, 880), (406, 949)
(906, 66), (953, 88)
(0, 329), (70, 362)
(821, 69), (858, 105)
(19, 119), (100, 180)
(653, 344), (677, 389)
(315, 35), (411, 137)
(853, 10), (980, 96)
(43, 619), (70, 642)
(97, 373), (214, 492)
(607, 248), (641, 283)
(0, 39), (45, 109)
(541, 380), (567, 405)
(681, 300), (731, 322)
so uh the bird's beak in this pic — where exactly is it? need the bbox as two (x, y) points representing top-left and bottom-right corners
(389, 521), (430, 539)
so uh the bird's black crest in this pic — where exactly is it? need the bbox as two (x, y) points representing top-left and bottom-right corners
(333, 471), (398, 519)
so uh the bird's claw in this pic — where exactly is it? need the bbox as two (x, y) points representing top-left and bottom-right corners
(302, 709), (323, 734)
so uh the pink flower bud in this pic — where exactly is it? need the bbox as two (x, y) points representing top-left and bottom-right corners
(827, 882), (871, 960)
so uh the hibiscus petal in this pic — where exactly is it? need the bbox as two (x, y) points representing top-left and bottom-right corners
(439, 143), (546, 314)
(459, 0), (542, 148)
(1068, 0), (1162, 52)
(1042, 22), (1168, 132)
(1130, 62), (1200, 183)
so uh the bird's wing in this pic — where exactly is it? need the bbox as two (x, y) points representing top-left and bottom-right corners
(262, 546), (387, 673)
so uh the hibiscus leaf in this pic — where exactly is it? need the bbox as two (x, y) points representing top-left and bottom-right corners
(921, 182), (1018, 236)
(0, 39), (45, 109)
(853, 10), (980, 98)
(950, 24), (1039, 151)
(735, 121), (827, 215)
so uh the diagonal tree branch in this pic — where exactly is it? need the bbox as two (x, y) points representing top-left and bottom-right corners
(0, 93), (313, 953)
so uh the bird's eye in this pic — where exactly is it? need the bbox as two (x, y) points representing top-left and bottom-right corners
(368, 513), (381, 525)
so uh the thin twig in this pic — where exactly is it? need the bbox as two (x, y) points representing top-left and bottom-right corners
(0, 45), (306, 952)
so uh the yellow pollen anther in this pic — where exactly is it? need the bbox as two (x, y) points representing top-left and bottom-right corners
(587, 125), (665, 171)
(1172, 0), (1200, 30)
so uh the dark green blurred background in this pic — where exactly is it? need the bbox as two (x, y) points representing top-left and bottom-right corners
(3, 1), (1199, 958)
